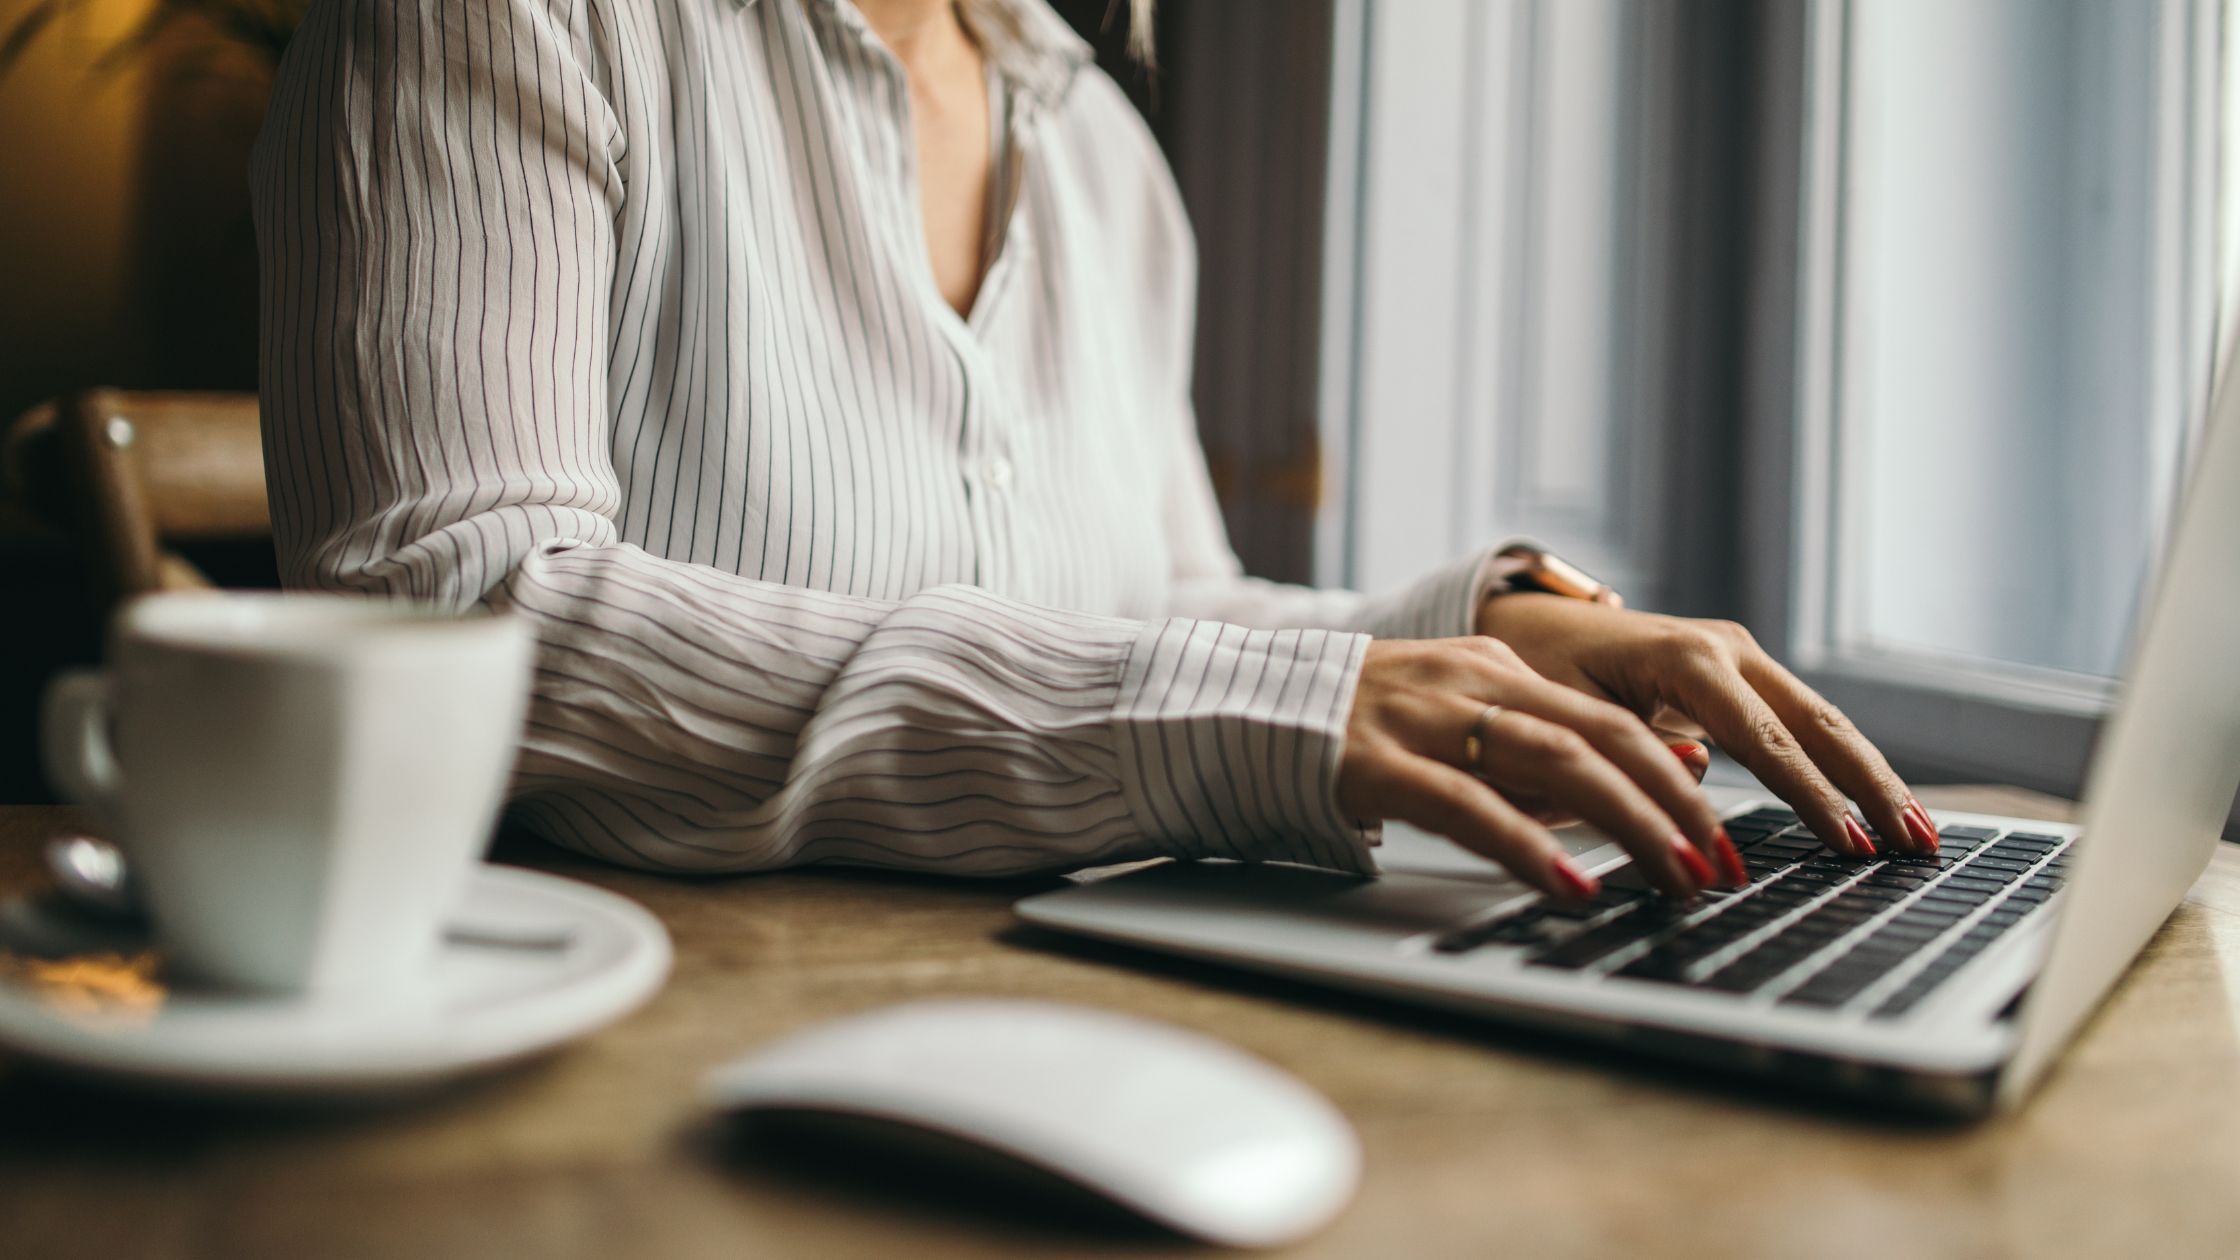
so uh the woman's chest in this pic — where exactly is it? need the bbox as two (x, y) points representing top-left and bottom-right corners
(603, 148), (1167, 612)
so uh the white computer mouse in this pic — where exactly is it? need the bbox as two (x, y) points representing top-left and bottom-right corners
(702, 998), (1361, 1248)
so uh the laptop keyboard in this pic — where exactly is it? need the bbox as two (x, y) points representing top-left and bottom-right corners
(1429, 807), (2072, 1019)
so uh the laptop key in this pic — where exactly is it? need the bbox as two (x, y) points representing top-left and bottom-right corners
(1782, 924), (1849, 951)
(1752, 931), (1823, 960)
(1615, 951), (1702, 983)
(1884, 854), (1961, 871)
(1526, 916), (1663, 970)
(1783, 867), (1856, 887)
(1708, 947), (1799, 987)
(1873, 980), (1941, 1019)
(1537, 901), (1607, 921)
(1781, 969), (1876, 1008)
(1843, 946), (1912, 972)
(1902, 897), (1968, 918)
(1596, 886), (1655, 908)
(1731, 808), (1799, 828)
(1966, 856), (2033, 874)
(1812, 952), (1886, 980)
(1717, 895), (1787, 919)
(1702, 967), (1772, 993)
(1938, 825), (1998, 842)
(1809, 903), (1877, 928)
(1799, 855), (1862, 873)
(1861, 926), (1932, 953)
(1698, 914), (1775, 943)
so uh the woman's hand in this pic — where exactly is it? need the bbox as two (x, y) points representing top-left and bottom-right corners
(1336, 637), (1745, 902)
(1476, 593), (1939, 861)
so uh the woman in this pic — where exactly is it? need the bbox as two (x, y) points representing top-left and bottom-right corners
(251, 0), (1937, 904)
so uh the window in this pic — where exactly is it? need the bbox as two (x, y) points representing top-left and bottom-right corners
(1323, 0), (1735, 616)
(1314, 0), (2224, 798)
(1781, 0), (2220, 787)
(1826, 1), (2206, 684)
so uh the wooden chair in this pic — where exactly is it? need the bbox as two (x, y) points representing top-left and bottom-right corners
(1, 390), (270, 622)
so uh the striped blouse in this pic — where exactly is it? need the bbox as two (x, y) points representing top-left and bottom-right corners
(250, 0), (1502, 877)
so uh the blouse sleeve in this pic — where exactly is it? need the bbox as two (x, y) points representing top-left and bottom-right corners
(251, 0), (1376, 877)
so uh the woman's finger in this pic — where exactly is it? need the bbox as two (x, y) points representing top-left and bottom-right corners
(1463, 705), (1709, 898)
(1670, 652), (1877, 858)
(1444, 665), (1736, 887)
(1737, 650), (1934, 854)
(1376, 669), (1709, 895)
(1654, 728), (1714, 784)
(1482, 785), (1582, 829)
(1368, 748), (1601, 901)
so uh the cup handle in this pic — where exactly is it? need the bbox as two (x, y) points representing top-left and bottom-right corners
(43, 669), (124, 814)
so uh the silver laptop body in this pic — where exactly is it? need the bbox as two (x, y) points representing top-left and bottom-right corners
(1017, 349), (2240, 1118)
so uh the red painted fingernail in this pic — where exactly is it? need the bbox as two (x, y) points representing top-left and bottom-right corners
(1668, 742), (1703, 761)
(1712, 827), (1748, 887)
(1551, 858), (1601, 902)
(1905, 798), (1940, 852)
(1671, 835), (1716, 888)
(1843, 817), (1877, 857)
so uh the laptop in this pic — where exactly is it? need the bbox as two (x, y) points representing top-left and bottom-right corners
(1016, 348), (2240, 1117)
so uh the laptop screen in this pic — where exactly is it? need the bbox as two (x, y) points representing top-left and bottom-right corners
(2002, 336), (2240, 1101)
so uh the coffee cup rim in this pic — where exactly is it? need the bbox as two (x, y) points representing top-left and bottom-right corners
(116, 592), (525, 661)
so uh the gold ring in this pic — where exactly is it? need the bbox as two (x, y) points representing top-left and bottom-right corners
(1463, 703), (1504, 768)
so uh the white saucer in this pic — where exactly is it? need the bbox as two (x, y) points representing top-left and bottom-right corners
(0, 865), (671, 1096)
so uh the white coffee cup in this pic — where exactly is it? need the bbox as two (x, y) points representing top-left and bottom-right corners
(41, 593), (536, 997)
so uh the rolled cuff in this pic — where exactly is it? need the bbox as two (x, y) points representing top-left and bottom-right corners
(1348, 547), (1507, 641)
(1111, 619), (1379, 875)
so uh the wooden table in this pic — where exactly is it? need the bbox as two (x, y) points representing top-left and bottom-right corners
(3, 788), (2238, 1260)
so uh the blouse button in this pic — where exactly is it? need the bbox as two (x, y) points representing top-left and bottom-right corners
(983, 456), (1015, 489)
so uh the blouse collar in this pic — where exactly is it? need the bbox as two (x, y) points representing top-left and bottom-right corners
(735, 0), (1092, 109)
